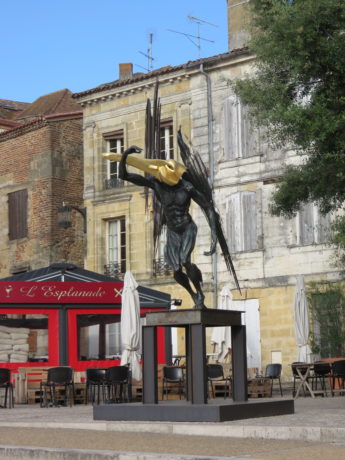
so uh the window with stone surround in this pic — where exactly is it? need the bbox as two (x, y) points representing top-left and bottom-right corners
(104, 217), (126, 278)
(160, 120), (174, 160)
(227, 191), (258, 252)
(297, 202), (331, 246)
(222, 96), (259, 160)
(8, 189), (28, 240)
(103, 130), (124, 189)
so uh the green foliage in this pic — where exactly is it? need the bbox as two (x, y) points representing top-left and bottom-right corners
(232, 0), (345, 219)
(308, 282), (345, 358)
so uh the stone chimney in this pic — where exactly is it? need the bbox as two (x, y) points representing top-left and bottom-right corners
(119, 63), (133, 81)
(227, 0), (251, 52)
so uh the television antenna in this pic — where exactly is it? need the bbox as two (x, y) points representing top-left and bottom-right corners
(168, 15), (218, 58)
(137, 32), (154, 72)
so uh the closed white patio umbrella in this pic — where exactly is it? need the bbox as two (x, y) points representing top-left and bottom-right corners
(294, 275), (312, 363)
(120, 271), (142, 381)
(211, 286), (233, 362)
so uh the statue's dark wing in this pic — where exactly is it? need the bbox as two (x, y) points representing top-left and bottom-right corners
(145, 82), (165, 255)
(177, 129), (241, 293)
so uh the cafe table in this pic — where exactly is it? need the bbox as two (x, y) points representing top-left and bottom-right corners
(293, 363), (326, 399)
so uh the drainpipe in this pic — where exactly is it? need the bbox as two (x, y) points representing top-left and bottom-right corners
(200, 63), (218, 309)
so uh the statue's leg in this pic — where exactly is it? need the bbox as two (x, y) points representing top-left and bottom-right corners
(174, 268), (198, 306)
(183, 262), (206, 309)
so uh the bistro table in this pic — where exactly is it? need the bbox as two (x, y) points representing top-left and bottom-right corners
(293, 363), (326, 399)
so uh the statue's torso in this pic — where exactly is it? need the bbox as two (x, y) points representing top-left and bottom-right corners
(154, 180), (192, 233)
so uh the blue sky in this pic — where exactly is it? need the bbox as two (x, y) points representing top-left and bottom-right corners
(1, 0), (229, 103)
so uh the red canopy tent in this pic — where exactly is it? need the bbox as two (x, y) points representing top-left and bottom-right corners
(0, 264), (171, 371)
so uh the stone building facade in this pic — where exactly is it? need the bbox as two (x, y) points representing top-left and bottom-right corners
(0, 90), (84, 276)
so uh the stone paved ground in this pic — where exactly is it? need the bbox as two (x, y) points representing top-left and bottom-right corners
(0, 396), (344, 459)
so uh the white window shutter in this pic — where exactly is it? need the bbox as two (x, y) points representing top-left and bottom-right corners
(242, 191), (257, 251)
(223, 97), (240, 160)
(223, 97), (258, 160)
(227, 193), (243, 252)
(241, 105), (258, 158)
(317, 211), (331, 243)
(299, 203), (315, 245)
(227, 191), (257, 252)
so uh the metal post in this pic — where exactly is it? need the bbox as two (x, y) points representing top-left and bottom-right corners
(142, 325), (157, 404)
(190, 324), (207, 404)
(185, 326), (192, 401)
(231, 325), (248, 401)
(58, 307), (68, 366)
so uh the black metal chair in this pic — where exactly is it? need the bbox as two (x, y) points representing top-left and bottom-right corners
(162, 366), (185, 400)
(105, 366), (130, 403)
(207, 363), (231, 399)
(40, 367), (74, 407)
(331, 360), (345, 396)
(312, 361), (331, 395)
(265, 363), (283, 396)
(85, 368), (107, 404)
(0, 369), (14, 408)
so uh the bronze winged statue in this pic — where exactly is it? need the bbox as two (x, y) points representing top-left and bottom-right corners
(103, 130), (240, 309)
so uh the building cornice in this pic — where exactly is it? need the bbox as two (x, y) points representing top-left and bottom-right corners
(0, 112), (83, 142)
(74, 49), (251, 107)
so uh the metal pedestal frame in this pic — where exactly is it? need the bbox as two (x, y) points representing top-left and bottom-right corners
(142, 308), (247, 404)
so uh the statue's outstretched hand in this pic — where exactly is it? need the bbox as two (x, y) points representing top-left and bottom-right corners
(204, 238), (217, 256)
(124, 146), (142, 155)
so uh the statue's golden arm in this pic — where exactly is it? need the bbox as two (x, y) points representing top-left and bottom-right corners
(102, 152), (186, 186)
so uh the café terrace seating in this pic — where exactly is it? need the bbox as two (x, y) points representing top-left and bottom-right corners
(162, 366), (185, 400)
(207, 363), (231, 399)
(0, 368), (14, 408)
(291, 359), (345, 398)
(40, 366), (74, 407)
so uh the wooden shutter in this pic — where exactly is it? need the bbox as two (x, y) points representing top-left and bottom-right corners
(223, 97), (240, 160)
(299, 203), (314, 245)
(242, 191), (257, 251)
(227, 191), (257, 252)
(8, 189), (28, 240)
(241, 105), (258, 158)
(227, 193), (242, 252)
(317, 212), (330, 243)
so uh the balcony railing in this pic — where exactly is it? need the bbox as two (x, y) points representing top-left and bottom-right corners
(104, 262), (125, 280)
(153, 257), (173, 277)
(104, 177), (124, 190)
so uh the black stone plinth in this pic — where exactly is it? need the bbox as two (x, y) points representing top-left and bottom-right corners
(93, 399), (295, 423)
(146, 308), (243, 327)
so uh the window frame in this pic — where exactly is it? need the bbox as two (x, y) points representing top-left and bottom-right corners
(160, 119), (174, 160)
(106, 217), (126, 274)
(103, 130), (124, 189)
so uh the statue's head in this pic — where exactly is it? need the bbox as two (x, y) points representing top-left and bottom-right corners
(102, 151), (187, 186)
(156, 159), (186, 186)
